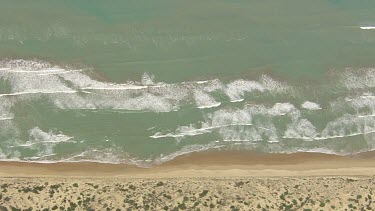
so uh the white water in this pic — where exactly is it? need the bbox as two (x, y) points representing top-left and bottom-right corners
(1, 59), (375, 165)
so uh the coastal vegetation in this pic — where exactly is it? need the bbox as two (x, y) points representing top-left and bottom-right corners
(0, 177), (373, 210)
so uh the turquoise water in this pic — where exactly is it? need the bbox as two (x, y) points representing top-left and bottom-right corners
(1, 0), (375, 166)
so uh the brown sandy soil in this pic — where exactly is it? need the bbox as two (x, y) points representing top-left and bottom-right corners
(0, 177), (374, 210)
(0, 151), (374, 210)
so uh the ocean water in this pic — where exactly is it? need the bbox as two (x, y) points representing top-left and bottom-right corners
(1, 0), (375, 166)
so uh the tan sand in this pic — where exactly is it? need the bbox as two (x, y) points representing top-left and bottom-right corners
(0, 150), (374, 178)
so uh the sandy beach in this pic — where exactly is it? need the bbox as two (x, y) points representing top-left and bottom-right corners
(0, 151), (375, 210)
(0, 151), (375, 178)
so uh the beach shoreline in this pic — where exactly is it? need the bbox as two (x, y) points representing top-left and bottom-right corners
(1, 150), (374, 178)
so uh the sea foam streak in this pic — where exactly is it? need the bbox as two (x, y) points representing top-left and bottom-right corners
(301, 101), (321, 110)
(360, 26), (375, 30)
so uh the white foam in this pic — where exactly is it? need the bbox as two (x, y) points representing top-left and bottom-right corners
(151, 103), (299, 141)
(141, 73), (155, 85)
(18, 127), (74, 158)
(200, 79), (224, 92)
(246, 103), (299, 118)
(284, 119), (318, 140)
(58, 72), (189, 112)
(223, 76), (291, 102)
(0, 67), (73, 75)
(296, 148), (340, 155)
(0, 117), (13, 121)
(0, 90), (77, 97)
(269, 103), (298, 116)
(27, 127), (73, 144)
(0, 63), (77, 96)
(259, 75), (291, 92)
(194, 90), (221, 109)
(196, 80), (209, 84)
(230, 98), (244, 103)
(358, 114), (375, 118)
(81, 85), (148, 90)
(149, 97), (375, 144)
(0, 59), (54, 71)
(197, 102), (221, 109)
(301, 101), (322, 110)
(0, 97), (13, 119)
(0, 59), (297, 113)
(151, 125), (216, 139)
(0, 143), (224, 167)
(320, 114), (375, 140)
(209, 109), (253, 128)
(360, 26), (375, 30)
(223, 139), (251, 142)
(150, 123), (253, 139)
(224, 80), (265, 102)
(151, 103), (300, 143)
(60, 70), (148, 90)
(0, 98), (17, 138)
(0, 120), (20, 140)
(341, 68), (375, 89)
(0, 148), (6, 159)
(62, 148), (131, 165)
(152, 143), (225, 166)
(219, 127), (262, 142)
(347, 95), (375, 116)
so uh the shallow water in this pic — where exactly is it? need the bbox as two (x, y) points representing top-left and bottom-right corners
(1, 0), (375, 166)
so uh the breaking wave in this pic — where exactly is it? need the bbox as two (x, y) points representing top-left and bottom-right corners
(1, 59), (375, 166)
